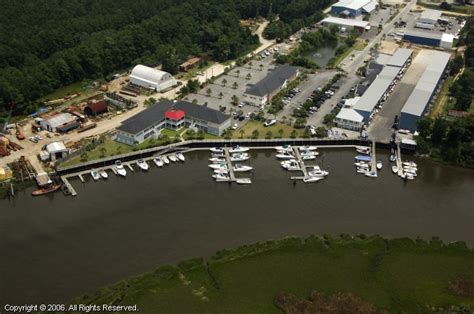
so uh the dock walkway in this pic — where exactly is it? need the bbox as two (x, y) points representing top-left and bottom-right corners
(224, 148), (236, 182)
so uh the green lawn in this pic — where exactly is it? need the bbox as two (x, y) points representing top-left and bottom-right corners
(71, 235), (474, 313)
(431, 76), (454, 117)
(40, 80), (96, 102)
(231, 121), (304, 139)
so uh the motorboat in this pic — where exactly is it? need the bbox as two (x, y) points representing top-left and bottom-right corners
(301, 150), (319, 156)
(168, 155), (177, 162)
(405, 173), (415, 180)
(212, 173), (230, 180)
(354, 162), (369, 168)
(214, 168), (229, 174)
(302, 154), (316, 161)
(355, 155), (371, 162)
(390, 153), (397, 162)
(90, 169), (100, 181)
(391, 166), (398, 174)
(233, 164), (253, 172)
(114, 160), (127, 177)
(276, 152), (295, 159)
(176, 152), (185, 162)
(236, 178), (252, 184)
(210, 147), (224, 153)
(281, 160), (301, 171)
(99, 170), (108, 179)
(365, 171), (377, 178)
(32, 184), (61, 196)
(355, 146), (371, 154)
(209, 157), (226, 163)
(162, 156), (170, 165)
(403, 161), (417, 168)
(275, 145), (291, 151)
(299, 146), (317, 151)
(303, 176), (324, 183)
(231, 154), (250, 162)
(308, 166), (328, 177)
(376, 160), (382, 170)
(404, 168), (417, 176)
(229, 146), (249, 153)
(211, 153), (225, 158)
(357, 167), (368, 174)
(137, 159), (149, 171)
(209, 163), (228, 170)
(154, 157), (164, 167)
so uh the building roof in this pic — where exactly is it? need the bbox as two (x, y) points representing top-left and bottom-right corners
(343, 97), (361, 108)
(165, 109), (185, 121)
(117, 100), (230, 135)
(45, 113), (77, 128)
(441, 33), (454, 43)
(321, 17), (370, 28)
(419, 9), (442, 23)
(362, 0), (377, 13)
(401, 51), (450, 117)
(332, 0), (372, 10)
(180, 57), (201, 68)
(245, 65), (298, 97)
(130, 65), (171, 84)
(84, 101), (107, 115)
(354, 65), (400, 113)
(46, 141), (67, 153)
(403, 30), (443, 41)
(386, 48), (413, 67)
(336, 108), (364, 122)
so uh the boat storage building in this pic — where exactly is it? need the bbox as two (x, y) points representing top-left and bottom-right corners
(129, 65), (177, 92)
(398, 51), (450, 132)
(330, 0), (378, 17)
(320, 17), (371, 32)
(403, 30), (453, 49)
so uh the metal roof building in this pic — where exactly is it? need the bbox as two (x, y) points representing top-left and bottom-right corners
(386, 48), (413, 67)
(418, 9), (442, 25)
(129, 65), (177, 92)
(399, 51), (450, 132)
(330, 0), (378, 16)
(244, 65), (299, 97)
(321, 17), (371, 30)
(403, 30), (453, 49)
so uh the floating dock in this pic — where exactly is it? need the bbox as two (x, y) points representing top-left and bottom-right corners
(224, 148), (236, 182)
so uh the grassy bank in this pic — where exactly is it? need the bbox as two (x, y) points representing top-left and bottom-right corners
(71, 235), (474, 313)
(231, 121), (304, 139)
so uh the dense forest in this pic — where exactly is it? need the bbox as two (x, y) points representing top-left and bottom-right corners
(0, 0), (331, 117)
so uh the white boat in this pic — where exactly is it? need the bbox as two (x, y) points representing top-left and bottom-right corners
(233, 164), (253, 172)
(302, 155), (316, 161)
(169, 155), (177, 162)
(301, 150), (319, 156)
(303, 176), (324, 183)
(376, 160), (382, 170)
(176, 152), (185, 162)
(137, 159), (149, 171)
(209, 157), (226, 163)
(404, 169), (417, 176)
(354, 162), (369, 168)
(236, 178), (252, 184)
(356, 146), (371, 154)
(90, 169), (100, 181)
(365, 171), (377, 178)
(231, 154), (250, 162)
(276, 152), (295, 159)
(154, 157), (164, 167)
(209, 163), (228, 170)
(308, 166), (328, 177)
(391, 166), (398, 174)
(214, 168), (229, 174)
(212, 173), (230, 180)
(403, 165), (418, 172)
(403, 161), (417, 168)
(357, 168), (368, 174)
(211, 153), (225, 158)
(114, 161), (127, 177)
(390, 154), (397, 162)
(210, 147), (224, 153)
(275, 145), (291, 151)
(229, 146), (249, 153)
(299, 146), (317, 151)
(281, 160), (301, 171)
(99, 170), (108, 179)
(405, 173), (415, 180)
(162, 156), (170, 164)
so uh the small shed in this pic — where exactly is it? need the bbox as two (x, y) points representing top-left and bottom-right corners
(45, 141), (69, 161)
(179, 57), (202, 72)
(84, 101), (108, 116)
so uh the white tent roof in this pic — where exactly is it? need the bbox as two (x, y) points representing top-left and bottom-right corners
(336, 108), (364, 122)
(46, 141), (67, 153)
(130, 65), (170, 84)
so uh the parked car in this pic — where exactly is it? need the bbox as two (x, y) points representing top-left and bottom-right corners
(264, 119), (276, 127)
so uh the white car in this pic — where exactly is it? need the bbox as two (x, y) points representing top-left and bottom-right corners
(231, 123), (238, 130)
(264, 119), (276, 127)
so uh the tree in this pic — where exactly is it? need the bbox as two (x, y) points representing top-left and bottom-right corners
(218, 92), (224, 99)
(80, 152), (89, 161)
(259, 64), (264, 71)
(232, 82), (239, 89)
(315, 127), (327, 138)
(248, 61), (253, 69)
(265, 130), (273, 139)
(450, 55), (464, 76)
(251, 129), (259, 139)
(246, 73), (252, 80)
(100, 147), (107, 158)
(239, 129), (245, 138)
(231, 95), (239, 106)
(278, 128), (284, 138)
(236, 69), (241, 77)
(222, 78), (227, 87)
(290, 129), (297, 138)
(431, 117), (447, 145)
(416, 117), (433, 140)
(206, 88), (212, 97)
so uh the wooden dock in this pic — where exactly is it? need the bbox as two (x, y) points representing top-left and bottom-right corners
(396, 141), (404, 177)
(61, 175), (77, 197)
(224, 148), (236, 181)
(370, 141), (377, 176)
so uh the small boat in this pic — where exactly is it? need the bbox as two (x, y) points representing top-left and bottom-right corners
(209, 163), (228, 170)
(276, 152), (295, 159)
(169, 155), (177, 162)
(354, 162), (369, 168)
(301, 150), (319, 156)
(357, 168), (368, 174)
(376, 160), (382, 170)
(162, 156), (170, 164)
(355, 146), (371, 154)
(275, 145), (292, 151)
(405, 173), (415, 180)
(209, 157), (226, 163)
(355, 155), (371, 162)
(231, 154), (249, 162)
(229, 146), (249, 153)
(211, 153), (225, 158)
(99, 170), (108, 179)
(114, 161), (127, 177)
(32, 184), (61, 196)
(302, 155), (316, 161)
(210, 147), (224, 153)
(214, 168), (229, 174)
(404, 169), (417, 176)
(137, 159), (149, 171)
(176, 152), (185, 162)
(403, 161), (417, 168)
(299, 146), (317, 151)
(212, 173), (230, 180)
(281, 160), (301, 171)
(391, 166), (398, 174)
(308, 166), (328, 177)
(233, 164), (253, 172)
(365, 171), (377, 178)
(390, 154), (397, 162)
(153, 157), (164, 167)
(236, 178), (252, 184)
(90, 169), (100, 181)
(303, 176), (324, 183)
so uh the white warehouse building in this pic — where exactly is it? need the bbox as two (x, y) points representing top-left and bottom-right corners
(129, 64), (177, 92)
